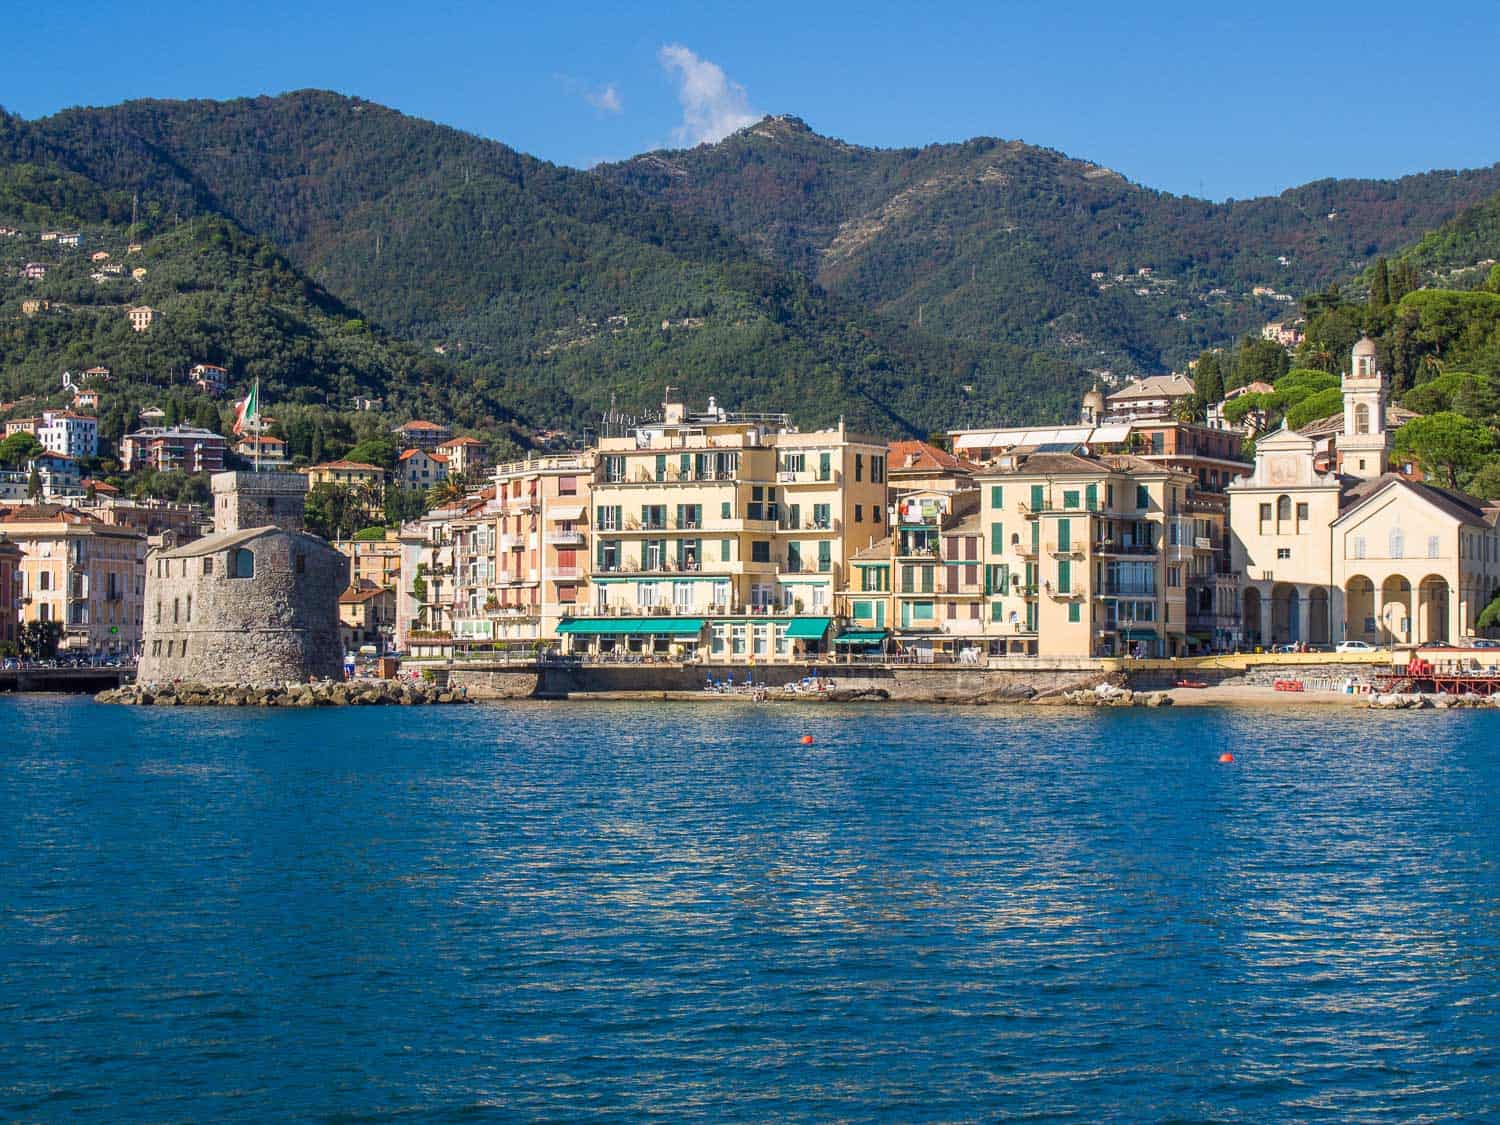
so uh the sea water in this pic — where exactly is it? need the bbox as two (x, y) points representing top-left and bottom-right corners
(2, 695), (1497, 1121)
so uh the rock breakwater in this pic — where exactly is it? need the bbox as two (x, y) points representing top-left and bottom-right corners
(97, 680), (471, 707)
(1033, 682), (1174, 708)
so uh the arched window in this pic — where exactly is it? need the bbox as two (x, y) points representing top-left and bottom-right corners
(1277, 495), (1292, 525)
(232, 548), (255, 579)
(1354, 403), (1370, 435)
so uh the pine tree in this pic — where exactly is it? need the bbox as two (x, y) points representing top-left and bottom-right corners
(1370, 257), (1390, 308)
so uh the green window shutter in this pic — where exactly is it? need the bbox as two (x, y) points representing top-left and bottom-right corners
(1058, 559), (1071, 592)
(990, 485), (1003, 509)
(1057, 518), (1070, 551)
(818, 541), (831, 571)
(991, 601), (1004, 622)
(721, 501), (731, 519)
(655, 454), (667, 481)
(680, 454), (691, 478)
(990, 522), (1004, 554)
(1030, 484), (1044, 511)
(1137, 484), (1149, 509)
(1085, 483), (1098, 510)
(721, 539), (732, 562)
(820, 452), (832, 480)
(1063, 490), (1079, 509)
(1068, 602), (1081, 623)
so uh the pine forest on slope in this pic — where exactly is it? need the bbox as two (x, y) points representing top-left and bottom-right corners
(4, 91), (1500, 442)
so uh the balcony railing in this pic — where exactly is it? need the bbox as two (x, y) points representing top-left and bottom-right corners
(546, 531), (585, 546)
(1094, 541), (1156, 556)
(1045, 543), (1084, 558)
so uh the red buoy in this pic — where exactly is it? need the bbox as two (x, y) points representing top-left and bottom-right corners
(1218, 752), (1234, 764)
(800, 735), (815, 745)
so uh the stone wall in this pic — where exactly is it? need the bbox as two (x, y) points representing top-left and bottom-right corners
(137, 531), (345, 685)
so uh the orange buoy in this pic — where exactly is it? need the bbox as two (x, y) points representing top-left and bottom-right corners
(800, 735), (815, 745)
(1218, 752), (1234, 764)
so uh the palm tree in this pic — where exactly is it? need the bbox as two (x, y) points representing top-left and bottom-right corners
(1171, 396), (1199, 424)
(427, 473), (469, 508)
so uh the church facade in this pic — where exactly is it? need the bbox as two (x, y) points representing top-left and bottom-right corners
(1228, 338), (1500, 647)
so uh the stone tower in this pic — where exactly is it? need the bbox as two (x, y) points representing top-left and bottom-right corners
(1340, 336), (1390, 480)
(1081, 385), (1105, 426)
(212, 471), (307, 534)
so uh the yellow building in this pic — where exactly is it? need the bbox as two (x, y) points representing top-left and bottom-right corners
(977, 451), (1195, 658)
(301, 460), (386, 521)
(1229, 341), (1500, 647)
(562, 391), (889, 659)
(0, 503), (147, 655)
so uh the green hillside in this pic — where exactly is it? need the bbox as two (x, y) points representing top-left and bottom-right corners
(601, 116), (1500, 376)
(6, 93), (1082, 434)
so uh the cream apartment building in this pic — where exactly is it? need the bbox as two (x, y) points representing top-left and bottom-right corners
(563, 391), (889, 659)
(976, 451), (1196, 658)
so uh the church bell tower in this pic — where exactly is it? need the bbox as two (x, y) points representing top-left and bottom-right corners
(1340, 336), (1389, 480)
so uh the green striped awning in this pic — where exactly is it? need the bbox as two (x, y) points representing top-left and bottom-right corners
(557, 617), (705, 636)
(835, 629), (888, 645)
(783, 617), (833, 640)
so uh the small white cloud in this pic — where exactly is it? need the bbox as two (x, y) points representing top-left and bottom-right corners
(658, 43), (759, 146)
(585, 83), (623, 115)
(556, 74), (625, 116)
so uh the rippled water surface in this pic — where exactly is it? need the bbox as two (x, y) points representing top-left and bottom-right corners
(3, 695), (1499, 1121)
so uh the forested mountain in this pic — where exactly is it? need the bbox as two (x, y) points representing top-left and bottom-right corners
(601, 116), (1500, 376)
(5, 92), (1500, 444)
(1, 94), (1079, 435)
(0, 157), (509, 437)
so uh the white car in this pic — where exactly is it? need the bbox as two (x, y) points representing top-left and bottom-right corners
(1336, 640), (1378, 653)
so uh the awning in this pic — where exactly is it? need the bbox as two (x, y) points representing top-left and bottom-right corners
(557, 617), (704, 636)
(835, 629), (888, 645)
(784, 617), (833, 640)
(1119, 628), (1158, 639)
(548, 505), (585, 521)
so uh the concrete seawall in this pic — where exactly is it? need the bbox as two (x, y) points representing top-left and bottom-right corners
(446, 661), (1113, 703)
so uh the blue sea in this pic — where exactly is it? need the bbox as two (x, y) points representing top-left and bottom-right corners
(2, 695), (1498, 1121)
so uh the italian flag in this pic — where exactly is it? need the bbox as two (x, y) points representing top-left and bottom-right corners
(233, 379), (259, 436)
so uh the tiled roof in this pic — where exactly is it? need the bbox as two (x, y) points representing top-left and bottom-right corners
(339, 580), (389, 605)
(1338, 473), (1496, 527)
(308, 460), (382, 472)
(395, 420), (446, 431)
(851, 535), (892, 561)
(1107, 373), (1195, 401)
(887, 439), (981, 475)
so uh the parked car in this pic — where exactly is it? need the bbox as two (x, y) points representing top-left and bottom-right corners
(1418, 641), (1458, 650)
(1336, 640), (1379, 653)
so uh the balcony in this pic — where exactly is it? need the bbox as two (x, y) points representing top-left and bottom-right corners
(551, 566), (582, 580)
(1016, 541), (1039, 559)
(1045, 542), (1084, 558)
(1094, 540), (1156, 556)
(1043, 581), (1084, 600)
(546, 530), (585, 546)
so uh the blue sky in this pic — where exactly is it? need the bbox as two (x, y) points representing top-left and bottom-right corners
(3, 1), (1497, 200)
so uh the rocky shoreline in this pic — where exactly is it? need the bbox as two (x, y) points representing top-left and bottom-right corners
(1033, 682), (1174, 708)
(96, 680), (472, 707)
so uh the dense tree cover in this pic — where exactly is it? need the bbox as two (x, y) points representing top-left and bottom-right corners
(602, 114), (1500, 376)
(0, 431), (41, 466)
(1222, 368), (1339, 432)
(0, 162), (519, 453)
(8, 91), (1500, 445)
(2, 94), (1086, 435)
(1392, 412), (1495, 489)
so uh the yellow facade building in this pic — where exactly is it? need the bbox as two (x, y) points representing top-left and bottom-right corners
(561, 392), (888, 659)
(976, 451), (1196, 658)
